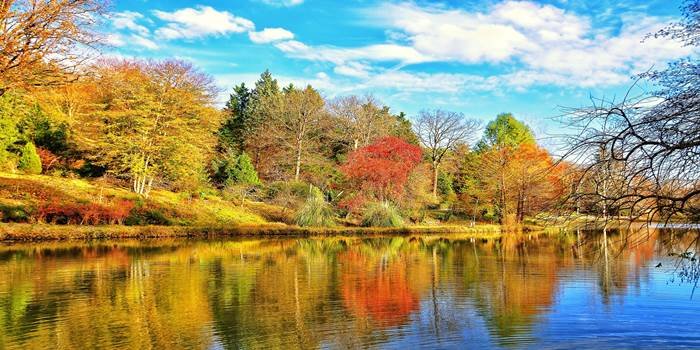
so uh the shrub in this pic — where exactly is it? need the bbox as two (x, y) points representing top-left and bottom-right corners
(36, 199), (135, 225)
(266, 180), (310, 208)
(361, 201), (404, 227)
(125, 208), (172, 226)
(0, 204), (32, 223)
(213, 151), (261, 187)
(18, 142), (42, 174)
(295, 186), (335, 227)
(105, 200), (136, 224)
(36, 148), (60, 172)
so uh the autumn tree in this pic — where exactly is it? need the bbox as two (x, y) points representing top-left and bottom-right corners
(0, 0), (105, 95)
(87, 59), (220, 196)
(414, 109), (479, 198)
(341, 136), (422, 203)
(509, 143), (564, 222)
(472, 113), (537, 223)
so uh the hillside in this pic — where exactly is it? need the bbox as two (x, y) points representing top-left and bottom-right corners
(0, 173), (288, 227)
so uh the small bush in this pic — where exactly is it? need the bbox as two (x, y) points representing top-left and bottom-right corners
(0, 204), (33, 223)
(18, 142), (42, 174)
(361, 201), (404, 227)
(265, 180), (310, 209)
(295, 186), (335, 227)
(213, 151), (261, 187)
(125, 208), (172, 226)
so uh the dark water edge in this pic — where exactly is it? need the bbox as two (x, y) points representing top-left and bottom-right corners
(0, 228), (699, 349)
(0, 223), (515, 242)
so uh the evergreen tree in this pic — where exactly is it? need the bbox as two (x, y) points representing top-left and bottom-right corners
(0, 92), (26, 169)
(18, 142), (42, 174)
(214, 151), (261, 186)
(230, 152), (260, 185)
(219, 83), (251, 151)
(391, 111), (420, 145)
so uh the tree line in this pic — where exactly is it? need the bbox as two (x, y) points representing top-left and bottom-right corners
(1, 57), (571, 225)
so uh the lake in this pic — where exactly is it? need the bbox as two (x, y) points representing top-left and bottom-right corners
(1, 229), (699, 349)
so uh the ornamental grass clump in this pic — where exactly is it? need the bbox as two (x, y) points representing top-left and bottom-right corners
(361, 201), (404, 227)
(295, 186), (335, 227)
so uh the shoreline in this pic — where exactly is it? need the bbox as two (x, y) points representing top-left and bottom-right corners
(0, 223), (535, 242)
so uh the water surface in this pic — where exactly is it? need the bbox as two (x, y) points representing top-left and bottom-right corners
(1, 229), (699, 349)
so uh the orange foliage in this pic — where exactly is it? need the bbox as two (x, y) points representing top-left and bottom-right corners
(36, 148), (60, 172)
(37, 199), (134, 225)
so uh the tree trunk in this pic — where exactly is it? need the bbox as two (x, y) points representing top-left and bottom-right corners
(432, 162), (439, 199)
(499, 173), (507, 225)
(294, 138), (302, 181)
(516, 185), (525, 223)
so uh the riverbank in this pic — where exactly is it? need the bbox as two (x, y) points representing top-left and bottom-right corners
(0, 223), (530, 242)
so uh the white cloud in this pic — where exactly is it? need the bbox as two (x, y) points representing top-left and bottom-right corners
(273, 1), (691, 89)
(334, 62), (372, 78)
(372, 1), (691, 86)
(154, 6), (254, 40)
(260, 0), (304, 7)
(130, 35), (159, 50)
(249, 28), (294, 43)
(274, 40), (430, 65)
(105, 33), (126, 47)
(111, 11), (150, 36)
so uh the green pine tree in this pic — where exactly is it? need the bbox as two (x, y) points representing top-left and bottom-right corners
(231, 152), (260, 185)
(18, 142), (42, 174)
(219, 83), (252, 151)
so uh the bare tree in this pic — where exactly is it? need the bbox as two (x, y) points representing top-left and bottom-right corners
(562, 1), (700, 226)
(275, 85), (326, 181)
(329, 94), (393, 152)
(415, 109), (480, 198)
(0, 0), (105, 96)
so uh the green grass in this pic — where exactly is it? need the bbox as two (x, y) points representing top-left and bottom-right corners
(361, 201), (404, 227)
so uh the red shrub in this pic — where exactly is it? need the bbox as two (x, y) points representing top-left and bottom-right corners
(79, 203), (103, 225)
(37, 198), (135, 225)
(38, 199), (82, 224)
(36, 148), (60, 172)
(105, 200), (135, 224)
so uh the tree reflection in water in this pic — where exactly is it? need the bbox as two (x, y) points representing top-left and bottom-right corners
(0, 230), (697, 349)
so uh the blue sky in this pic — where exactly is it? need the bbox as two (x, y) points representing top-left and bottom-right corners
(103, 0), (690, 138)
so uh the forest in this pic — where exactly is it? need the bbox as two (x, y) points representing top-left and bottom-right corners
(1, 0), (698, 231)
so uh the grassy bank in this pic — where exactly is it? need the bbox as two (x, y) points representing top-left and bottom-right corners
(0, 223), (517, 242)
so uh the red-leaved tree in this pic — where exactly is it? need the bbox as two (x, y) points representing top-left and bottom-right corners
(341, 136), (422, 203)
